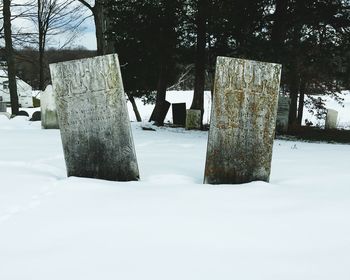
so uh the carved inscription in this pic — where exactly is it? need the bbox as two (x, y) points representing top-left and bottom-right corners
(204, 57), (282, 184)
(49, 54), (139, 181)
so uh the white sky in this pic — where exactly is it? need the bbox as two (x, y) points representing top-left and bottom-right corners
(8, 0), (97, 50)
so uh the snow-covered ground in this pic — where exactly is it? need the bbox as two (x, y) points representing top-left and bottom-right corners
(1, 92), (350, 280)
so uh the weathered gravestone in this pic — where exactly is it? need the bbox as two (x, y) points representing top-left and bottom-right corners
(172, 103), (186, 126)
(204, 57), (282, 184)
(41, 85), (59, 129)
(276, 95), (290, 134)
(186, 109), (201, 130)
(0, 97), (6, 112)
(49, 54), (140, 181)
(0, 97), (10, 119)
(325, 109), (338, 129)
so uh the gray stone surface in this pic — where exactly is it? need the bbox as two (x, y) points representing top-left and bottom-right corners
(0, 102), (6, 112)
(276, 95), (290, 134)
(0, 96), (6, 112)
(325, 109), (338, 129)
(41, 85), (59, 129)
(49, 54), (140, 181)
(204, 57), (281, 184)
(185, 109), (201, 130)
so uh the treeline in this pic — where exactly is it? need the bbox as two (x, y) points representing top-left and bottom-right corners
(11, 48), (96, 90)
(99, 0), (350, 127)
(2, 0), (350, 127)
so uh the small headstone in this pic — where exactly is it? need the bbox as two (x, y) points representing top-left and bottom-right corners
(0, 96), (6, 112)
(186, 109), (201, 130)
(49, 54), (140, 181)
(30, 111), (41, 121)
(325, 109), (338, 129)
(276, 95), (290, 134)
(172, 103), (186, 126)
(204, 57), (282, 184)
(41, 85), (59, 129)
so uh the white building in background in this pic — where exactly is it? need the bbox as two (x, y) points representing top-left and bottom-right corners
(0, 69), (33, 108)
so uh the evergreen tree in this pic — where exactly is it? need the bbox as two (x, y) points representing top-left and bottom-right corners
(106, 0), (184, 125)
(268, 0), (350, 127)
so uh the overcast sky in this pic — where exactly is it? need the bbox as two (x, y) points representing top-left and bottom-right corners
(70, 17), (97, 50)
(9, 0), (97, 51)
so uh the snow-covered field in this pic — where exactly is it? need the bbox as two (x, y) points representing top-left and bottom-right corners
(1, 92), (350, 280)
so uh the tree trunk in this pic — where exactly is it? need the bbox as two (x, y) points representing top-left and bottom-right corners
(271, 0), (288, 62)
(37, 0), (46, 90)
(127, 93), (142, 122)
(297, 78), (306, 126)
(149, 58), (170, 126)
(288, 62), (300, 128)
(3, 0), (19, 115)
(38, 43), (45, 90)
(94, 0), (115, 55)
(93, 4), (105, 55)
(149, 1), (178, 126)
(190, 0), (207, 121)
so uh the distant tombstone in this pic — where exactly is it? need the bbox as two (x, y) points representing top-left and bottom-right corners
(204, 57), (282, 184)
(325, 109), (338, 129)
(0, 102), (6, 113)
(49, 54), (140, 181)
(41, 85), (59, 129)
(186, 109), (201, 130)
(276, 95), (290, 134)
(172, 103), (186, 126)
(0, 96), (6, 112)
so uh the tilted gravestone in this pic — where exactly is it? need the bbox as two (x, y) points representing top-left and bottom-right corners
(325, 109), (338, 129)
(276, 95), (290, 134)
(186, 109), (201, 130)
(204, 57), (282, 184)
(41, 85), (59, 129)
(49, 54), (140, 181)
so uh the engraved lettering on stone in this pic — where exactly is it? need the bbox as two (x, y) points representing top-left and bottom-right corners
(49, 54), (140, 181)
(204, 57), (282, 184)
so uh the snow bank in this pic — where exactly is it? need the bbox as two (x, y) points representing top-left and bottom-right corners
(1, 116), (350, 280)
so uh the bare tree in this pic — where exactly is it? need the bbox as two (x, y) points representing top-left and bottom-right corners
(2, 0), (20, 115)
(31, 0), (86, 90)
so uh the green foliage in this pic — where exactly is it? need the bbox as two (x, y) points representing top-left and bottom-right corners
(105, 0), (186, 96)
